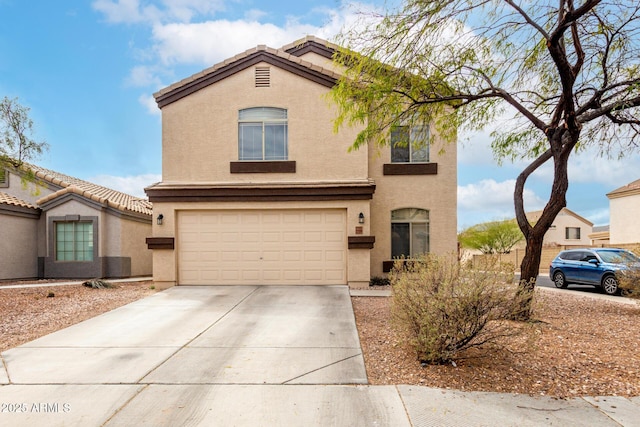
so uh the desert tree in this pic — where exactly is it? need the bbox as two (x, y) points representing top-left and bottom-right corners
(331, 0), (640, 318)
(459, 220), (524, 254)
(0, 96), (48, 171)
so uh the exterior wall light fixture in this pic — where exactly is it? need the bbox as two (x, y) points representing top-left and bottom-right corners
(358, 212), (365, 224)
(157, 214), (164, 225)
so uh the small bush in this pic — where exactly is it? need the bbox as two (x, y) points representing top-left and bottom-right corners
(369, 276), (390, 287)
(47, 291), (55, 298)
(390, 253), (530, 365)
(617, 246), (640, 300)
(82, 279), (114, 289)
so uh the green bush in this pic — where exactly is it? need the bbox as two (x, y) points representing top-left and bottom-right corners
(390, 254), (529, 365)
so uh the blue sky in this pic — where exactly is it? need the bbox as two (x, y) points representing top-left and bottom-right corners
(1, 0), (638, 229)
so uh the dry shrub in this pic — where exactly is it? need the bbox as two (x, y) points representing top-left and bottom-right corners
(390, 254), (530, 365)
(618, 246), (640, 301)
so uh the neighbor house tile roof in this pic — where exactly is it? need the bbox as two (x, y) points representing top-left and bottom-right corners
(0, 191), (38, 210)
(607, 178), (640, 198)
(22, 163), (152, 216)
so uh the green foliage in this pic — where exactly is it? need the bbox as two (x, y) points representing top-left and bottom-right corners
(0, 96), (49, 170)
(458, 219), (524, 254)
(332, 1), (640, 160)
(390, 254), (530, 364)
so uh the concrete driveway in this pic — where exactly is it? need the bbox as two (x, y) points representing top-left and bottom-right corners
(2, 285), (639, 426)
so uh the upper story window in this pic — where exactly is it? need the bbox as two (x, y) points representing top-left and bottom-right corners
(391, 208), (429, 258)
(391, 125), (429, 163)
(238, 107), (288, 161)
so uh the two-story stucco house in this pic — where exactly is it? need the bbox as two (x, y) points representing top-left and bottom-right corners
(0, 162), (152, 280)
(145, 36), (457, 289)
(607, 178), (640, 244)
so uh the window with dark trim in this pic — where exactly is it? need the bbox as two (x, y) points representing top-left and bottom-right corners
(238, 107), (288, 161)
(565, 227), (581, 240)
(391, 125), (429, 163)
(391, 208), (429, 258)
(55, 221), (94, 261)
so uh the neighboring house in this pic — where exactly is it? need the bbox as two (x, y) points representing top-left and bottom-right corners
(0, 162), (152, 280)
(589, 225), (610, 246)
(607, 178), (640, 244)
(145, 36), (458, 289)
(525, 208), (594, 247)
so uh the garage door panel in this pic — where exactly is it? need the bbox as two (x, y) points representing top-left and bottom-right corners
(178, 210), (346, 285)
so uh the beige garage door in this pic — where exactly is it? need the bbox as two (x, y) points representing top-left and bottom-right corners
(178, 209), (347, 285)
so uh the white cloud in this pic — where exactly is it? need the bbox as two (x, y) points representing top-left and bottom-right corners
(126, 65), (163, 87)
(89, 173), (162, 198)
(138, 93), (160, 115)
(92, 0), (225, 24)
(458, 179), (546, 228)
(93, 0), (155, 24)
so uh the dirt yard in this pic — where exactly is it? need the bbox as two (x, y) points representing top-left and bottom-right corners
(352, 288), (640, 398)
(1, 281), (639, 398)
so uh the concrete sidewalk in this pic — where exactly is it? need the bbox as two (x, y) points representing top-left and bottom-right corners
(1, 285), (638, 426)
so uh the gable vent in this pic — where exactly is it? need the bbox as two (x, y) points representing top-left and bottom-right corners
(255, 67), (270, 87)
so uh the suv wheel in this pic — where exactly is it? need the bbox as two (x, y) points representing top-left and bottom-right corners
(601, 275), (619, 296)
(553, 271), (567, 289)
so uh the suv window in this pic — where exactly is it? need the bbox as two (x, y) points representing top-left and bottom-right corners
(559, 251), (582, 261)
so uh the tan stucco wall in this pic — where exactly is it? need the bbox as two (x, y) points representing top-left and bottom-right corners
(161, 63), (366, 184)
(367, 126), (458, 278)
(610, 193), (640, 244)
(4, 169), (55, 206)
(120, 218), (152, 276)
(150, 200), (371, 287)
(0, 213), (39, 279)
(542, 210), (593, 246)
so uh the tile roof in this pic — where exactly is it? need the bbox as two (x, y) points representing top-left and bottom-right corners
(0, 191), (38, 210)
(21, 163), (152, 216)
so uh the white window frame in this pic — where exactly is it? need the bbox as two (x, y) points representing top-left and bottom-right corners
(238, 107), (288, 161)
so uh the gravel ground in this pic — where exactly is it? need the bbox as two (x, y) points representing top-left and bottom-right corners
(352, 288), (640, 398)
(0, 280), (156, 353)
(1, 281), (639, 398)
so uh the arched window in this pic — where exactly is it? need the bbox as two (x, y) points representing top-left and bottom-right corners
(238, 107), (288, 161)
(391, 208), (429, 258)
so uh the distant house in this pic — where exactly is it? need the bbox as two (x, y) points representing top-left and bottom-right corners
(607, 178), (640, 245)
(589, 225), (610, 246)
(516, 208), (594, 247)
(0, 162), (152, 280)
(145, 36), (458, 289)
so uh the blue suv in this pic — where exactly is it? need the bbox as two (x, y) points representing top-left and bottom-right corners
(549, 248), (640, 295)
